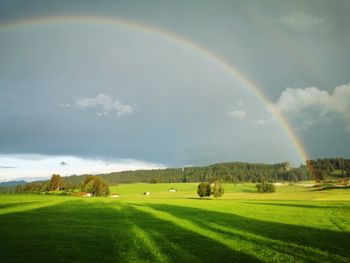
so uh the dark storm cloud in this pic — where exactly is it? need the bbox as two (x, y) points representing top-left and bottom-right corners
(0, 0), (349, 164)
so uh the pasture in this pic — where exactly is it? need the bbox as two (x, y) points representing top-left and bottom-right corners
(1, 183), (350, 262)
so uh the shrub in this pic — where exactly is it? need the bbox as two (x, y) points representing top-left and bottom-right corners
(256, 182), (275, 193)
(82, 175), (110, 197)
(197, 182), (211, 198)
(212, 180), (224, 198)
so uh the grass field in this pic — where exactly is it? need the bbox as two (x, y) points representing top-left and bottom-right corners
(1, 183), (350, 262)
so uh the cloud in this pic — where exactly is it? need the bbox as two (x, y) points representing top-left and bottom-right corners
(59, 103), (71, 108)
(274, 83), (350, 130)
(277, 12), (330, 33)
(0, 154), (166, 182)
(227, 110), (247, 119)
(68, 93), (134, 117)
(0, 166), (17, 169)
(253, 119), (267, 126)
(297, 120), (317, 131)
(60, 161), (68, 166)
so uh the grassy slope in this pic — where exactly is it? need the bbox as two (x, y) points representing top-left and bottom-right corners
(0, 183), (349, 263)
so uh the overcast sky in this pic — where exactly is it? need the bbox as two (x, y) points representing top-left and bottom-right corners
(0, 1), (349, 181)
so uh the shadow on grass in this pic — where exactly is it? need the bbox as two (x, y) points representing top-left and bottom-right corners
(144, 203), (350, 262)
(310, 186), (350, 191)
(0, 201), (39, 210)
(1, 199), (349, 262)
(0, 199), (259, 263)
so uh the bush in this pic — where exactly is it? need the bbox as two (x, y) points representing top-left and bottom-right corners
(212, 180), (224, 198)
(82, 175), (110, 197)
(197, 182), (211, 198)
(256, 182), (275, 193)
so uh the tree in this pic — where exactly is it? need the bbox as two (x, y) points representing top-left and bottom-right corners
(212, 180), (224, 198)
(197, 182), (211, 198)
(93, 176), (110, 197)
(150, 178), (158, 184)
(40, 182), (49, 192)
(256, 181), (275, 193)
(82, 175), (94, 191)
(49, 174), (63, 191)
(82, 175), (110, 197)
(85, 180), (95, 194)
(15, 185), (23, 193)
(62, 182), (77, 192)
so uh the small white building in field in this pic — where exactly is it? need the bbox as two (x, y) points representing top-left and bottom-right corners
(144, 192), (151, 196)
(169, 189), (177, 192)
(84, 193), (92, 197)
(111, 194), (119, 198)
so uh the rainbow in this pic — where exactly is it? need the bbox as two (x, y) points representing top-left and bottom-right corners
(0, 15), (309, 163)
(249, 11), (327, 87)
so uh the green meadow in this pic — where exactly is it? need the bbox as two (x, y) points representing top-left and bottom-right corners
(1, 183), (350, 262)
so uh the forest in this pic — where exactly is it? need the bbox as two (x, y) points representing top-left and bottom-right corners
(53, 158), (350, 185)
(2, 158), (349, 193)
(307, 158), (350, 181)
(59, 161), (311, 185)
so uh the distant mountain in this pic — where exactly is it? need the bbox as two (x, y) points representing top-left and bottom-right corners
(0, 180), (26, 187)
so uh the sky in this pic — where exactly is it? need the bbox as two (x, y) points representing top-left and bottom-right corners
(0, 0), (349, 181)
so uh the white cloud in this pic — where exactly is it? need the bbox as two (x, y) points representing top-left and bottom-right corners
(0, 154), (165, 182)
(277, 12), (330, 33)
(274, 83), (350, 130)
(72, 93), (134, 117)
(227, 110), (247, 119)
(253, 119), (267, 126)
(59, 103), (71, 108)
(298, 120), (317, 131)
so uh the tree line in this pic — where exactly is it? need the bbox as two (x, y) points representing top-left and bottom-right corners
(8, 159), (350, 194)
(15, 174), (77, 194)
(15, 174), (109, 196)
(306, 158), (350, 181)
(60, 161), (311, 185)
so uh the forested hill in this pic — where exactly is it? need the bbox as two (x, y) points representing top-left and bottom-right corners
(307, 158), (350, 181)
(62, 161), (312, 185)
(3, 159), (350, 193)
